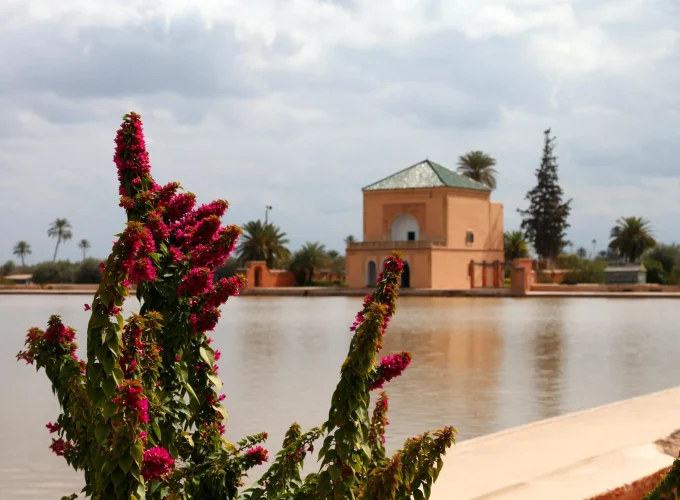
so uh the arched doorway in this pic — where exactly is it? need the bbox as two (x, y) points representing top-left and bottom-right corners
(254, 267), (262, 287)
(401, 262), (411, 288)
(391, 214), (419, 241)
(366, 261), (377, 287)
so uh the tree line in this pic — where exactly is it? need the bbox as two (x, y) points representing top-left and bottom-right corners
(223, 220), (353, 286)
(3, 218), (98, 284)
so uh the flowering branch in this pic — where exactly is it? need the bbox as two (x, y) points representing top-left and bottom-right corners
(18, 112), (455, 500)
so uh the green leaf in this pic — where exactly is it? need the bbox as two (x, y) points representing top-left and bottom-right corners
(102, 354), (114, 376)
(131, 441), (144, 466)
(95, 424), (111, 445)
(207, 373), (222, 390)
(118, 454), (133, 473)
(89, 313), (110, 329)
(213, 405), (228, 422)
(152, 420), (161, 441)
(199, 346), (215, 367)
(102, 378), (117, 398)
(183, 432), (194, 448)
(183, 382), (198, 403)
(103, 401), (117, 419)
(178, 364), (188, 383)
(117, 313), (124, 330)
(112, 365), (124, 386)
(111, 467), (125, 486)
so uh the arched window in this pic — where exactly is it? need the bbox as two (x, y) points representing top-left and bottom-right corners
(366, 261), (377, 287)
(391, 214), (419, 241)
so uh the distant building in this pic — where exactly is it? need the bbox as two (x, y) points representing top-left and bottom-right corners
(345, 159), (504, 289)
(4, 274), (33, 285)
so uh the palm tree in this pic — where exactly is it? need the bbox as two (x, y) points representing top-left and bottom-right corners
(236, 220), (290, 269)
(325, 250), (345, 281)
(576, 247), (587, 259)
(503, 230), (529, 262)
(48, 218), (72, 262)
(456, 150), (498, 189)
(78, 239), (91, 260)
(289, 242), (328, 285)
(344, 235), (356, 245)
(608, 217), (656, 263)
(12, 241), (31, 267)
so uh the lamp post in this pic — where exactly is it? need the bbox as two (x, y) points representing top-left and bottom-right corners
(592, 239), (597, 259)
(265, 205), (272, 225)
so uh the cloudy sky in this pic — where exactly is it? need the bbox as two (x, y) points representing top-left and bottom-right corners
(1, 0), (679, 263)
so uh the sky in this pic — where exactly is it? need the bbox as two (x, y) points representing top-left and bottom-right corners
(1, 0), (679, 264)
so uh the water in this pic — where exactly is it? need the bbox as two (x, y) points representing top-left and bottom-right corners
(2, 295), (680, 498)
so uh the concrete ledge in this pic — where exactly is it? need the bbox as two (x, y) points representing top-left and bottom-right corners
(431, 387), (680, 499)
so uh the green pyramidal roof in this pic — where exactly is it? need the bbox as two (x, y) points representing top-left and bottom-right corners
(362, 159), (491, 192)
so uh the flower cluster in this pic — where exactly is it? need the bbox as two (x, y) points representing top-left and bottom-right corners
(50, 438), (73, 457)
(111, 222), (157, 285)
(371, 351), (412, 390)
(349, 255), (403, 337)
(46, 421), (61, 433)
(142, 447), (174, 481)
(178, 267), (213, 296)
(113, 381), (149, 423)
(17, 316), (84, 373)
(246, 446), (269, 465)
(113, 111), (152, 187)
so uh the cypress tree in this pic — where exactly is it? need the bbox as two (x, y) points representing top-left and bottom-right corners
(518, 129), (572, 263)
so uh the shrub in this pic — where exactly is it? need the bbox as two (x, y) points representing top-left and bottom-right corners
(75, 258), (103, 284)
(644, 244), (680, 274)
(537, 271), (556, 284)
(555, 253), (580, 269)
(644, 258), (666, 285)
(562, 260), (606, 284)
(17, 112), (454, 499)
(1, 260), (16, 277)
(31, 261), (77, 284)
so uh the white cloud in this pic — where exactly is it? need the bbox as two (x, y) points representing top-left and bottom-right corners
(1, 0), (680, 263)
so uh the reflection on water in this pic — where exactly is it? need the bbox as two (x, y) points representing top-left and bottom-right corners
(2, 295), (680, 497)
(532, 301), (564, 420)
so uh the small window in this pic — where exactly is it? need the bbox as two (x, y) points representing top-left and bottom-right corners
(407, 231), (416, 241)
(466, 231), (474, 244)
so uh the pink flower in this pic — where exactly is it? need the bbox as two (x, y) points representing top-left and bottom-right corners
(168, 246), (184, 264)
(84, 304), (91, 311)
(214, 350), (221, 361)
(371, 352), (412, 390)
(178, 267), (213, 297)
(164, 193), (196, 222)
(246, 446), (269, 465)
(110, 307), (122, 316)
(49, 438), (71, 457)
(114, 382), (149, 423)
(189, 307), (221, 334)
(129, 257), (157, 283)
(142, 447), (174, 481)
(46, 422), (60, 433)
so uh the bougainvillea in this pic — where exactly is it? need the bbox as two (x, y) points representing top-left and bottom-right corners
(17, 112), (455, 499)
